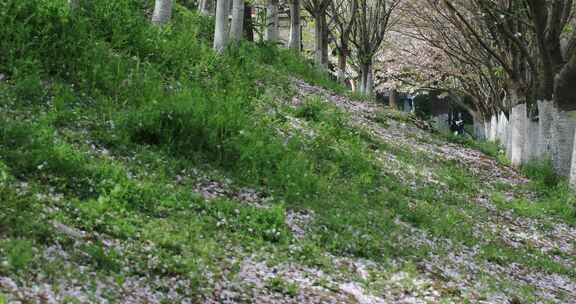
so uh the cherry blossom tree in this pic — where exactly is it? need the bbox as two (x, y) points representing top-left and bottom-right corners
(328, 0), (357, 83)
(350, 0), (400, 95)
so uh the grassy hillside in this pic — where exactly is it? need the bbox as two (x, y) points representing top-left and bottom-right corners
(1, 1), (575, 303)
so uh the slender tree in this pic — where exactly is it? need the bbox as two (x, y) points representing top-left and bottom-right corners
(328, 0), (357, 83)
(198, 0), (215, 15)
(288, 0), (302, 52)
(303, 0), (331, 67)
(244, 2), (255, 41)
(266, 0), (280, 42)
(230, 0), (245, 42)
(214, 0), (230, 52)
(152, 0), (173, 25)
(350, 0), (399, 94)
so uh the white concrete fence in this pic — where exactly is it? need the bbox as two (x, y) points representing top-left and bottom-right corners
(474, 101), (576, 188)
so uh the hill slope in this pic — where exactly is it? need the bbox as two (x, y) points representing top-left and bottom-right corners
(1, 1), (575, 303)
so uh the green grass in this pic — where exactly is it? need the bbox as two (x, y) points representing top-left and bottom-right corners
(445, 134), (502, 159)
(489, 160), (576, 225)
(0, 0), (573, 302)
(2, 240), (35, 272)
(479, 242), (576, 278)
(522, 160), (576, 224)
(0, 0), (379, 286)
(266, 276), (300, 297)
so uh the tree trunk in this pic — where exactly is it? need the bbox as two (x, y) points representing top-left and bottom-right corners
(550, 108), (576, 176)
(389, 88), (398, 110)
(337, 49), (347, 83)
(321, 15), (329, 66)
(489, 115), (498, 142)
(554, 51), (576, 111)
(313, 14), (328, 67)
(152, 0), (172, 25)
(366, 64), (374, 95)
(473, 114), (485, 140)
(537, 100), (553, 158)
(213, 0), (229, 53)
(314, 16), (324, 66)
(501, 112), (509, 146)
(570, 130), (576, 187)
(510, 103), (527, 166)
(357, 64), (374, 95)
(523, 117), (539, 163)
(359, 63), (370, 94)
(230, 0), (244, 42)
(506, 117), (513, 158)
(288, 0), (301, 52)
(496, 112), (504, 143)
(243, 3), (254, 41)
(265, 0), (279, 43)
(199, 0), (215, 15)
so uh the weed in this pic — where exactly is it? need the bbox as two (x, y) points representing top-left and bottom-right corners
(82, 242), (121, 273)
(3, 240), (34, 272)
(445, 134), (501, 159)
(522, 159), (561, 188)
(294, 97), (326, 122)
(486, 160), (576, 225)
(266, 276), (300, 297)
(479, 243), (576, 277)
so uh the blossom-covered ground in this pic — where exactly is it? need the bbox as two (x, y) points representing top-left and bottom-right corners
(1, 78), (575, 303)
